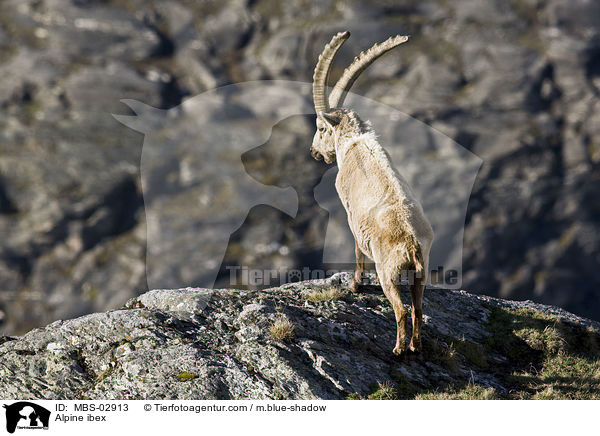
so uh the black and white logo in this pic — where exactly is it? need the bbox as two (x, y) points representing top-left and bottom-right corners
(3, 402), (50, 434)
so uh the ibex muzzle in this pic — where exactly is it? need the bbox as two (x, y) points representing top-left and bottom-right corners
(311, 31), (434, 355)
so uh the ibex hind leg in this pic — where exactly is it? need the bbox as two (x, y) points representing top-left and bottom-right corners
(376, 264), (408, 356)
(409, 273), (425, 353)
(350, 240), (365, 293)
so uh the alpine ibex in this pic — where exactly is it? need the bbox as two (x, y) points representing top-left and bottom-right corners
(310, 31), (434, 355)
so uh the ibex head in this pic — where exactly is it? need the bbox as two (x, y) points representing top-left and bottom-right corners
(310, 31), (409, 163)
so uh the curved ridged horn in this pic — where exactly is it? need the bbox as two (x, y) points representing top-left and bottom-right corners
(328, 34), (409, 108)
(312, 31), (350, 115)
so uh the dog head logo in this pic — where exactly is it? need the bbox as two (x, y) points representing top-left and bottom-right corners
(3, 402), (50, 433)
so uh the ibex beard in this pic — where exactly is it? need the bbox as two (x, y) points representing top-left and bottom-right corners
(311, 31), (434, 355)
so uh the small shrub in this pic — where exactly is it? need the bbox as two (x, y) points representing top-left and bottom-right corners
(368, 382), (399, 400)
(425, 338), (460, 372)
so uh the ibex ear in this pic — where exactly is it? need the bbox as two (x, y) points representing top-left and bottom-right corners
(322, 112), (342, 127)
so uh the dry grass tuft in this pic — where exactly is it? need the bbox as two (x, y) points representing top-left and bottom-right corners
(269, 317), (295, 342)
(307, 286), (342, 302)
(415, 383), (498, 400)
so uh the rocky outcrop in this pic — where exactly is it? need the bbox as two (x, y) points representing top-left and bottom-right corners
(1, 275), (599, 400)
(0, 0), (599, 336)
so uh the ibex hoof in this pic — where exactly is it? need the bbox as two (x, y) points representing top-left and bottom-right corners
(392, 345), (406, 356)
(409, 341), (422, 353)
(350, 280), (362, 293)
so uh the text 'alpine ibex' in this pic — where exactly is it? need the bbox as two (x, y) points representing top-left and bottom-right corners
(310, 31), (434, 355)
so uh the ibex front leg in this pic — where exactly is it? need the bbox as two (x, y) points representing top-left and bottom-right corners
(350, 240), (365, 293)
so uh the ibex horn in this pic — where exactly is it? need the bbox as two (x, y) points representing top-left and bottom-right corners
(312, 31), (350, 115)
(328, 34), (409, 108)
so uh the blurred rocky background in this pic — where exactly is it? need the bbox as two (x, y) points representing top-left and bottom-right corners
(0, 0), (599, 335)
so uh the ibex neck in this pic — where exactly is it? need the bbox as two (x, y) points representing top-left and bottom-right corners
(335, 131), (377, 168)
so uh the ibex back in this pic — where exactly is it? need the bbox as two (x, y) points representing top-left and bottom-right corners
(310, 31), (434, 355)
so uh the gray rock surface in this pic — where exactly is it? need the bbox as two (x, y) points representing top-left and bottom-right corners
(0, 0), (599, 335)
(1, 274), (598, 400)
